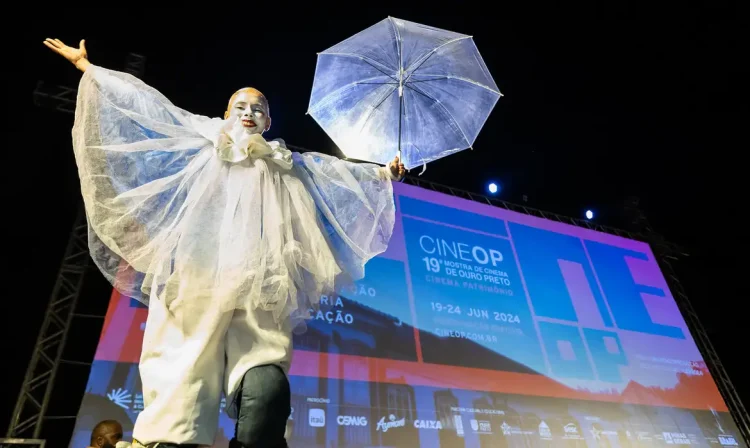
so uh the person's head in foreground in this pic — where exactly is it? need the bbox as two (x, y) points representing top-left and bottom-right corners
(225, 87), (271, 135)
(89, 419), (123, 448)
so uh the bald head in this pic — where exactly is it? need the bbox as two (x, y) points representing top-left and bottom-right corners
(224, 87), (272, 134)
(226, 87), (269, 116)
(90, 420), (123, 448)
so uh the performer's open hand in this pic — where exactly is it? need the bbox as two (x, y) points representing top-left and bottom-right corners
(389, 156), (406, 180)
(43, 38), (90, 72)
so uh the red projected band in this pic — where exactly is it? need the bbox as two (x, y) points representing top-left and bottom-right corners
(96, 290), (727, 412)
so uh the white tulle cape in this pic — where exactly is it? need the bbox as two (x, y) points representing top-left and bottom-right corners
(72, 65), (395, 329)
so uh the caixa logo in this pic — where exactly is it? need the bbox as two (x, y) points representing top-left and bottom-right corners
(337, 415), (368, 426)
(413, 419), (443, 430)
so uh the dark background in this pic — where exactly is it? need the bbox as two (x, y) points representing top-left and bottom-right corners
(5, 3), (746, 442)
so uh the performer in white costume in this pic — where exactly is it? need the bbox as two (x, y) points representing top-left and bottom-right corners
(44, 38), (404, 448)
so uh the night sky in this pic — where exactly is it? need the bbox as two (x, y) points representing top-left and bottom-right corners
(6, 3), (745, 439)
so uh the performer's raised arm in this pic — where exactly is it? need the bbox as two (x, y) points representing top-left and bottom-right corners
(44, 38), (215, 137)
(43, 38), (219, 304)
(44, 38), (91, 72)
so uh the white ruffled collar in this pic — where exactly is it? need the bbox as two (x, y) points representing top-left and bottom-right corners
(189, 115), (293, 169)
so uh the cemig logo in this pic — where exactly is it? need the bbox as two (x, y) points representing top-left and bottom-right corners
(309, 409), (325, 427)
(337, 415), (367, 427)
(413, 419), (442, 430)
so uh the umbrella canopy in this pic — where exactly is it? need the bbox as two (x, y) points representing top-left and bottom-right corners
(308, 17), (501, 171)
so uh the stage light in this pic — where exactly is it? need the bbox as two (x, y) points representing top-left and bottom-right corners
(488, 182), (499, 194)
(585, 210), (594, 220)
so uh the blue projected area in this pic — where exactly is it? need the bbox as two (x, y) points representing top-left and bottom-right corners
(401, 215), (545, 373)
(507, 223), (613, 327)
(69, 186), (743, 448)
(293, 257), (417, 361)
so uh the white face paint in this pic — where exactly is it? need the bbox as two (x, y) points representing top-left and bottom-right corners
(227, 91), (269, 135)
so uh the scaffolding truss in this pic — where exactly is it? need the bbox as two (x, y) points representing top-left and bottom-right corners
(0, 438), (46, 448)
(8, 53), (148, 442)
(6, 207), (89, 439)
(402, 175), (688, 253)
(32, 81), (77, 114)
(31, 52), (146, 116)
(124, 53), (147, 78)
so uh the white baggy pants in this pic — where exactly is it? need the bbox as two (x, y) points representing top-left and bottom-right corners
(132, 295), (293, 445)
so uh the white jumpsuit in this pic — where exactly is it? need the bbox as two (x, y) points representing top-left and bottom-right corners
(71, 65), (397, 444)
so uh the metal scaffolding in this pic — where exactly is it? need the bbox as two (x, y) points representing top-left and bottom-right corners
(630, 208), (750, 444)
(6, 207), (89, 440)
(0, 439), (46, 448)
(124, 53), (147, 78)
(6, 53), (147, 445)
(32, 81), (77, 114)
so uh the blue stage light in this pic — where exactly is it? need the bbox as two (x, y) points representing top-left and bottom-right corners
(488, 182), (499, 194)
(585, 210), (594, 220)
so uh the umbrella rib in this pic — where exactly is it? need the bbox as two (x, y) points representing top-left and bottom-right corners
(403, 84), (434, 101)
(308, 75), (394, 114)
(371, 85), (398, 111)
(404, 36), (472, 76)
(405, 77), (449, 84)
(357, 85), (398, 135)
(387, 16), (404, 72)
(318, 52), (398, 82)
(404, 84), (472, 148)
(410, 73), (501, 95)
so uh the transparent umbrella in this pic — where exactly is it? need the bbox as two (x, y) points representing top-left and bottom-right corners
(308, 16), (502, 172)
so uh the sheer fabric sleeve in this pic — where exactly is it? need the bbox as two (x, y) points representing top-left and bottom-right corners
(72, 65), (218, 304)
(291, 152), (396, 284)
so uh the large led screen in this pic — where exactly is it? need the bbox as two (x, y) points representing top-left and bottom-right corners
(69, 182), (745, 447)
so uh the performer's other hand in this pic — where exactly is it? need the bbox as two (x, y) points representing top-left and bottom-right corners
(43, 38), (90, 72)
(389, 156), (406, 181)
